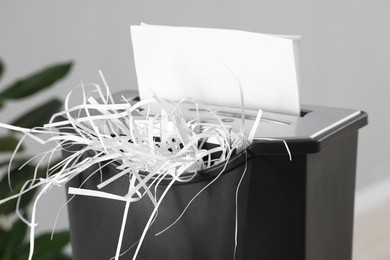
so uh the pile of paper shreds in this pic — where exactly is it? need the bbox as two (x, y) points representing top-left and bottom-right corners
(0, 73), (267, 260)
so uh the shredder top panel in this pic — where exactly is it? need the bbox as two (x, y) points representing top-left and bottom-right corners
(89, 90), (368, 154)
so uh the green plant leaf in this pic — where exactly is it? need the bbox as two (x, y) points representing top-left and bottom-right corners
(0, 164), (45, 215)
(17, 230), (70, 260)
(0, 62), (72, 100)
(0, 58), (4, 81)
(0, 135), (24, 153)
(0, 227), (8, 254)
(0, 159), (62, 215)
(10, 98), (62, 128)
(2, 217), (28, 259)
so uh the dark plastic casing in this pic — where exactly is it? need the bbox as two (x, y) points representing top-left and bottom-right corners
(62, 91), (368, 260)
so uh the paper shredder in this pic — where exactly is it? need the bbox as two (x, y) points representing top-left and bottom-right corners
(62, 90), (368, 260)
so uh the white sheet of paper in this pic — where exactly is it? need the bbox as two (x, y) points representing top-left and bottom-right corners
(131, 24), (301, 115)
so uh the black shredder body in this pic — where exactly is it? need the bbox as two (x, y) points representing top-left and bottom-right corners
(62, 93), (368, 260)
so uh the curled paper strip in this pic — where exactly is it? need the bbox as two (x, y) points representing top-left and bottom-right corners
(0, 73), (291, 260)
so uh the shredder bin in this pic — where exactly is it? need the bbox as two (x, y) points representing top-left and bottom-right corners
(60, 91), (368, 260)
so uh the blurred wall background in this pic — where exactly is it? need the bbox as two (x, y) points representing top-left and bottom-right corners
(0, 0), (389, 236)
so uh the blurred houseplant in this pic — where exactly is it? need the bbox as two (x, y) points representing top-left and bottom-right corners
(0, 58), (72, 260)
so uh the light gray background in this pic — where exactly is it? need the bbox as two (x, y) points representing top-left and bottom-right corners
(0, 0), (389, 233)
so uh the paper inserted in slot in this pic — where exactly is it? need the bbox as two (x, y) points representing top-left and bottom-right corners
(131, 24), (301, 115)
